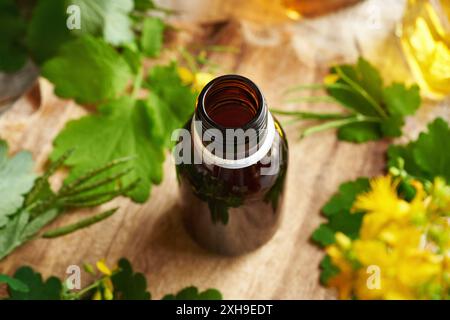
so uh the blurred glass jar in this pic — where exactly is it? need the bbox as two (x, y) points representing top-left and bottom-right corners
(398, 0), (450, 99)
(282, 0), (361, 19)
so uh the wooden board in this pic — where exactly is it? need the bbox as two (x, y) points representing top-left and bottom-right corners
(0, 0), (448, 299)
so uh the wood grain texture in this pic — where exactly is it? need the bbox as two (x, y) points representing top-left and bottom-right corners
(0, 0), (448, 299)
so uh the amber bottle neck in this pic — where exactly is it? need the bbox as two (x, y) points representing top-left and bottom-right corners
(195, 74), (268, 135)
(192, 75), (273, 165)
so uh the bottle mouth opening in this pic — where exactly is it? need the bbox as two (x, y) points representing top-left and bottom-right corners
(194, 75), (270, 162)
(197, 75), (266, 131)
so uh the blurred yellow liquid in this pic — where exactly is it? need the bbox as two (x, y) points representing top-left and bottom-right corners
(399, 0), (450, 99)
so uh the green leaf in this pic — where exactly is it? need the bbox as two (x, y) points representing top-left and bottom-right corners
(25, 0), (75, 63)
(23, 209), (58, 238)
(0, 209), (30, 260)
(0, 0), (27, 72)
(42, 35), (132, 104)
(134, 0), (156, 11)
(140, 17), (165, 57)
(198, 289), (223, 300)
(51, 97), (165, 203)
(382, 83), (420, 116)
(327, 72), (379, 117)
(312, 210), (364, 248)
(146, 63), (197, 126)
(0, 143), (133, 260)
(282, 58), (421, 143)
(26, 0), (134, 63)
(144, 92), (178, 147)
(311, 224), (335, 247)
(312, 178), (369, 247)
(163, 286), (223, 300)
(122, 42), (142, 74)
(413, 118), (450, 182)
(326, 210), (364, 240)
(322, 178), (370, 217)
(356, 57), (383, 104)
(0, 274), (29, 293)
(0, 140), (35, 228)
(7, 266), (62, 300)
(337, 122), (382, 142)
(380, 115), (404, 137)
(387, 145), (427, 179)
(319, 255), (340, 285)
(69, 0), (134, 45)
(144, 63), (197, 147)
(111, 258), (151, 300)
(387, 118), (450, 182)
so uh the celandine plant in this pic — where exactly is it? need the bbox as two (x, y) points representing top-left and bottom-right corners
(0, 258), (222, 300)
(313, 118), (450, 300)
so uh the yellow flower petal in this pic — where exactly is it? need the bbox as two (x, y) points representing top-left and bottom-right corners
(193, 72), (214, 92)
(96, 259), (112, 276)
(323, 73), (339, 85)
(92, 290), (102, 300)
(353, 176), (409, 219)
(335, 232), (352, 250)
(103, 287), (114, 300)
(178, 67), (194, 85)
(102, 278), (114, 292)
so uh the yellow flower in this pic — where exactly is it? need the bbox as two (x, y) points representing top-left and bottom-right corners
(326, 244), (354, 300)
(353, 176), (411, 239)
(178, 66), (194, 85)
(396, 251), (442, 286)
(323, 73), (339, 85)
(335, 232), (352, 250)
(103, 287), (114, 300)
(353, 239), (392, 267)
(354, 176), (408, 216)
(328, 271), (354, 300)
(193, 72), (214, 92)
(96, 259), (112, 276)
(324, 175), (450, 300)
(177, 67), (214, 92)
(92, 290), (102, 300)
(102, 277), (114, 292)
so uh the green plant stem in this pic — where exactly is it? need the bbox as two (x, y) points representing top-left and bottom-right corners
(300, 115), (381, 138)
(62, 167), (133, 197)
(132, 66), (143, 98)
(70, 269), (120, 300)
(202, 45), (240, 53)
(334, 66), (388, 118)
(132, 5), (178, 16)
(284, 96), (337, 104)
(179, 48), (198, 73)
(64, 179), (140, 208)
(42, 208), (118, 238)
(60, 156), (134, 195)
(271, 109), (353, 120)
(284, 82), (353, 94)
(151, 5), (178, 15)
(25, 149), (75, 206)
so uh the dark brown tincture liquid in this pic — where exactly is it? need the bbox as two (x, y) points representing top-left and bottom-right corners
(176, 75), (288, 255)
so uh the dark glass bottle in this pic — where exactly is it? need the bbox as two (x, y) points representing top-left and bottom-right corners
(175, 75), (288, 255)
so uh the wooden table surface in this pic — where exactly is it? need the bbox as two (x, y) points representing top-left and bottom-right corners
(0, 0), (448, 299)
